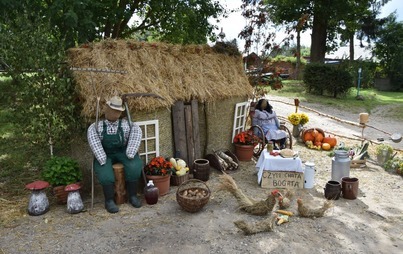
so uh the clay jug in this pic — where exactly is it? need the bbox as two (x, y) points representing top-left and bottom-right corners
(144, 180), (159, 205)
(324, 180), (341, 200)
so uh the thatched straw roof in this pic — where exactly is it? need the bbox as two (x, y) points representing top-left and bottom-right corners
(67, 40), (253, 118)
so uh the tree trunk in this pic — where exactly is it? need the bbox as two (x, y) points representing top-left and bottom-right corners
(295, 29), (301, 79)
(349, 33), (355, 61)
(310, 12), (327, 63)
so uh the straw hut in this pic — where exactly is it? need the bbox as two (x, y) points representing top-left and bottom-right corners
(67, 39), (253, 170)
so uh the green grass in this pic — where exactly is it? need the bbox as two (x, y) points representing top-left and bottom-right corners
(269, 80), (403, 120)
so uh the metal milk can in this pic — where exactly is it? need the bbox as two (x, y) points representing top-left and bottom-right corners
(331, 150), (350, 182)
(304, 162), (315, 189)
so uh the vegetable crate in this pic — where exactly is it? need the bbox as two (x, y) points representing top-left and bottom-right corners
(350, 159), (366, 168)
(176, 179), (210, 213)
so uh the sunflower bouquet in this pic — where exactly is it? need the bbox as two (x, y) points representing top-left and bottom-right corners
(288, 113), (309, 126)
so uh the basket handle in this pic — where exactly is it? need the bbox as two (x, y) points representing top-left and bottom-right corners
(176, 179), (210, 195)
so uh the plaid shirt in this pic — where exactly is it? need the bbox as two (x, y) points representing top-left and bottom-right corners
(87, 119), (142, 165)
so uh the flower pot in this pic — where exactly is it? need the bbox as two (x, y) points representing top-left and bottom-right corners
(145, 175), (171, 196)
(53, 185), (68, 204)
(234, 143), (254, 161)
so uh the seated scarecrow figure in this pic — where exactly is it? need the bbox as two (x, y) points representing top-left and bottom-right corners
(87, 96), (143, 213)
(252, 98), (287, 149)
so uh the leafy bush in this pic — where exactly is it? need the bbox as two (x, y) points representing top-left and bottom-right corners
(303, 63), (353, 97)
(41, 156), (82, 186)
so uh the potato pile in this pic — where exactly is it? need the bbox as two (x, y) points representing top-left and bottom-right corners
(180, 188), (208, 199)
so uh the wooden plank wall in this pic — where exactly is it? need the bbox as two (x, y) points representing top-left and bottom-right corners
(172, 100), (201, 172)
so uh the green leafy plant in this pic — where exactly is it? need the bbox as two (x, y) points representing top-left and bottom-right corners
(384, 156), (403, 176)
(375, 144), (393, 156)
(41, 156), (82, 186)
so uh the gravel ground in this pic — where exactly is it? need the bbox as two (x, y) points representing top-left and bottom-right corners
(0, 96), (402, 254)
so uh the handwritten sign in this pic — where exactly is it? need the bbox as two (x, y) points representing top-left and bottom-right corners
(261, 171), (304, 189)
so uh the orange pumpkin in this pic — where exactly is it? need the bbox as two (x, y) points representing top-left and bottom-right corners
(312, 129), (318, 137)
(322, 143), (331, 151)
(323, 135), (337, 147)
(304, 131), (314, 142)
(315, 133), (324, 142)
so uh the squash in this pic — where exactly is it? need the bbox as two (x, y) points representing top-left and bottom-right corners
(304, 131), (314, 142)
(323, 135), (337, 147)
(315, 132), (324, 142)
(322, 143), (331, 151)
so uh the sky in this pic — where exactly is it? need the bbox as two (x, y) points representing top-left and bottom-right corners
(213, 0), (403, 59)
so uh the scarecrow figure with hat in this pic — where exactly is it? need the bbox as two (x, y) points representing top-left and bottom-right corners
(87, 96), (143, 213)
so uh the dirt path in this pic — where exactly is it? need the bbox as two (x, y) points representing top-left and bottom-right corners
(1, 97), (402, 254)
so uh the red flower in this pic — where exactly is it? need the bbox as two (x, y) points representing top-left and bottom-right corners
(144, 156), (174, 176)
(233, 130), (259, 145)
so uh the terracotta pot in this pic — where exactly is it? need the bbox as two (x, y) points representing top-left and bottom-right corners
(53, 185), (68, 204)
(145, 175), (171, 196)
(234, 143), (254, 161)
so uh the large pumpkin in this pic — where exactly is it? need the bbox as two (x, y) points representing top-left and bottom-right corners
(323, 135), (337, 147)
(304, 131), (314, 142)
(315, 132), (324, 142)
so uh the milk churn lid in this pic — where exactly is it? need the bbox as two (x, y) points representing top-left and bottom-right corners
(305, 161), (315, 167)
(147, 180), (154, 186)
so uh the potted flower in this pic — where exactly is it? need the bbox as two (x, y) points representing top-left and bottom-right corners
(375, 144), (394, 166)
(288, 112), (309, 137)
(143, 156), (174, 196)
(233, 130), (259, 161)
(41, 156), (83, 204)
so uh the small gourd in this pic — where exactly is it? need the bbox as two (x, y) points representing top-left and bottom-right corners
(322, 143), (331, 151)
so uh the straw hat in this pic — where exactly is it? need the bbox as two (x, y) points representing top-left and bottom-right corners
(106, 96), (125, 111)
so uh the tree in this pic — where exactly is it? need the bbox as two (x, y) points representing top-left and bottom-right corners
(373, 15), (403, 89)
(240, 0), (389, 63)
(0, 14), (81, 157)
(0, 0), (224, 48)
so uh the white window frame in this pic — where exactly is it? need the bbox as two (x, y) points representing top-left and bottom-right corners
(232, 101), (250, 142)
(135, 120), (159, 163)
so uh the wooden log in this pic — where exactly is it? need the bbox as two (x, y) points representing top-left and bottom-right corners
(113, 163), (126, 205)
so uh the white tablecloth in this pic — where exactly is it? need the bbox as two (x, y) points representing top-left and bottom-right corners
(256, 150), (304, 184)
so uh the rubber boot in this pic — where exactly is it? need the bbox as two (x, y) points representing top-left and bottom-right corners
(102, 184), (119, 213)
(126, 181), (142, 208)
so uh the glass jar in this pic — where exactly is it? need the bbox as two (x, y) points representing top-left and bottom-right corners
(267, 141), (274, 153)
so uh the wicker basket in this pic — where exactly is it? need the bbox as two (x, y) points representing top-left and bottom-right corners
(301, 128), (325, 142)
(176, 179), (210, 213)
(205, 149), (239, 173)
(170, 172), (190, 186)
